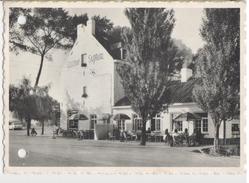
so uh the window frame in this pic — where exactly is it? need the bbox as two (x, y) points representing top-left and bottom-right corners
(202, 117), (208, 132)
(90, 114), (97, 129)
(231, 123), (240, 138)
(133, 114), (142, 131)
(81, 53), (87, 67)
(196, 119), (202, 133)
(153, 114), (161, 131)
(177, 121), (183, 132)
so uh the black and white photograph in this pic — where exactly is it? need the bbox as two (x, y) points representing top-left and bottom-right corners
(4, 2), (244, 172)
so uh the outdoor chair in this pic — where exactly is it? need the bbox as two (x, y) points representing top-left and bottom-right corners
(173, 135), (183, 146)
(188, 131), (204, 146)
(153, 131), (162, 142)
(127, 131), (137, 141)
(135, 130), (142, 141)
(78, 130), (84, 140)
(146, 133), (152, 142)
(120, 131), (128, 142)
(108, 132), (115, 140)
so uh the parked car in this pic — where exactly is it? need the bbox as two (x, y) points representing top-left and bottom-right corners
(9, 120), (24, 130)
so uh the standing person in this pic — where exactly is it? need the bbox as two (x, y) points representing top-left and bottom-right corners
(120, 129), (124, 142)
(172, 129), (179, 144)
(55, 125), (59, 135)
(183, 128), (189, 145)
(52, 124), (57, 139)
(164, 129), (169, 143)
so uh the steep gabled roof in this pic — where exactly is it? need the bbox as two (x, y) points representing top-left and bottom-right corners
(169, 78), (201, 103)
(114, 77), (201, 106)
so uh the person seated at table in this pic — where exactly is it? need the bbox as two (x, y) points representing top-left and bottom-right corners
(127, 130), (137, 141)
(172, 129), (180, 142)
(78, 130), (84, 140)
(108, 131), (115, 140)
(146, 127), (151, 133)
(31, 128), (37, 136)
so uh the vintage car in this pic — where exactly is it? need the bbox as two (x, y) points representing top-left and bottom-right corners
(9, 120), (24, 130)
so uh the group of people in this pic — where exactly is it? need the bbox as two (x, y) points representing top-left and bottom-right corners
(29, 125), (61, 137)
(119, 129), (137, 142)
(164, 128), (202, 146)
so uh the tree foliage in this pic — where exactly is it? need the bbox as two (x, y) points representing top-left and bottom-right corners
(9, 78), (58, 135)
(66, 14), (88, 42)
(9, 8), (73, 87)
(117, 8), (180, 145)
(193, 8), (240, 150)
(92, 15), (114, 52)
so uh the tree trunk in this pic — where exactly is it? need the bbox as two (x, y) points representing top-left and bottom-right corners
(26, 117), (31, 136)
(223, 120), (226, 145)
(140, 120), (146, 146)
(214, 123), (220, 152)
(41, 120), (44, 135)
(34, 54), (45, 88)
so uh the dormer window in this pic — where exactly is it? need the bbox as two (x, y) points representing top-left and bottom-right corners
(81, 53), (87, 67)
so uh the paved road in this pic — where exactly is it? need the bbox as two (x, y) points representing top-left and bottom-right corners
(9, 130), (240, 167)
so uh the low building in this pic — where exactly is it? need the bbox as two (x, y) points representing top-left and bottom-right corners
(60, 19), (240, 141)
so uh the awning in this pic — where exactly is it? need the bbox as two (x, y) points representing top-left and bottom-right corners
(69, 113), (88, 120)
(113, 113), (131, 120)
(79, 114), (88, 120)
(174, 112), (201, 122)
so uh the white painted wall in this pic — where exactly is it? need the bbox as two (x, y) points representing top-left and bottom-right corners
(112, 106), (152, 131)
(113, 103), (240, 139)
(78, 119), (90, 130)
(60, 22), (115, 130)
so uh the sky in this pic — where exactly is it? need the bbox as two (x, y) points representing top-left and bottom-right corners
(66, 8), (204, 54)
(10, 8), (205, 100)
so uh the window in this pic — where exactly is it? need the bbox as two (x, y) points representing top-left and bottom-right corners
(202, 118), (208, 132)
(195, 117), (208, 133)
(196, 120), (202, 133)
(231, 124), (240, 137)
(154, 114), (161, 131)
(81, 53), (87, 67)
(90, 114), (97, 129)
(82, 86), (88, 98)
(133, 114), (142, 131)
(118, 120), (125, 130)
(69, 120), (78, 129)
(177, 121), (183, 132)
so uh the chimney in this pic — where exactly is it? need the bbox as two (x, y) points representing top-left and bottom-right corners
(86, 18), (95, 36)
(77, 24), (85, 39)
(180, 67), (193, 82)
(76, 19), (95, 39)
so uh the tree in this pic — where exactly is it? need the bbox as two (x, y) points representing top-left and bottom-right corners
(65, 14), (118, 53)
(193, 8), (240, 152)
(9, 78), (58, 136)
(10, 78), (35, 136)
(30, 86), (56, 135)
(66, 14), (88, 42)
(9, 8), (73, 88)
(117, 8), (180, 145)
(92, 15), (114, 52)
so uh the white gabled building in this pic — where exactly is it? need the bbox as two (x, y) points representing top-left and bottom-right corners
(60, 19), (115, 136)
(59, 20), (240, 141)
